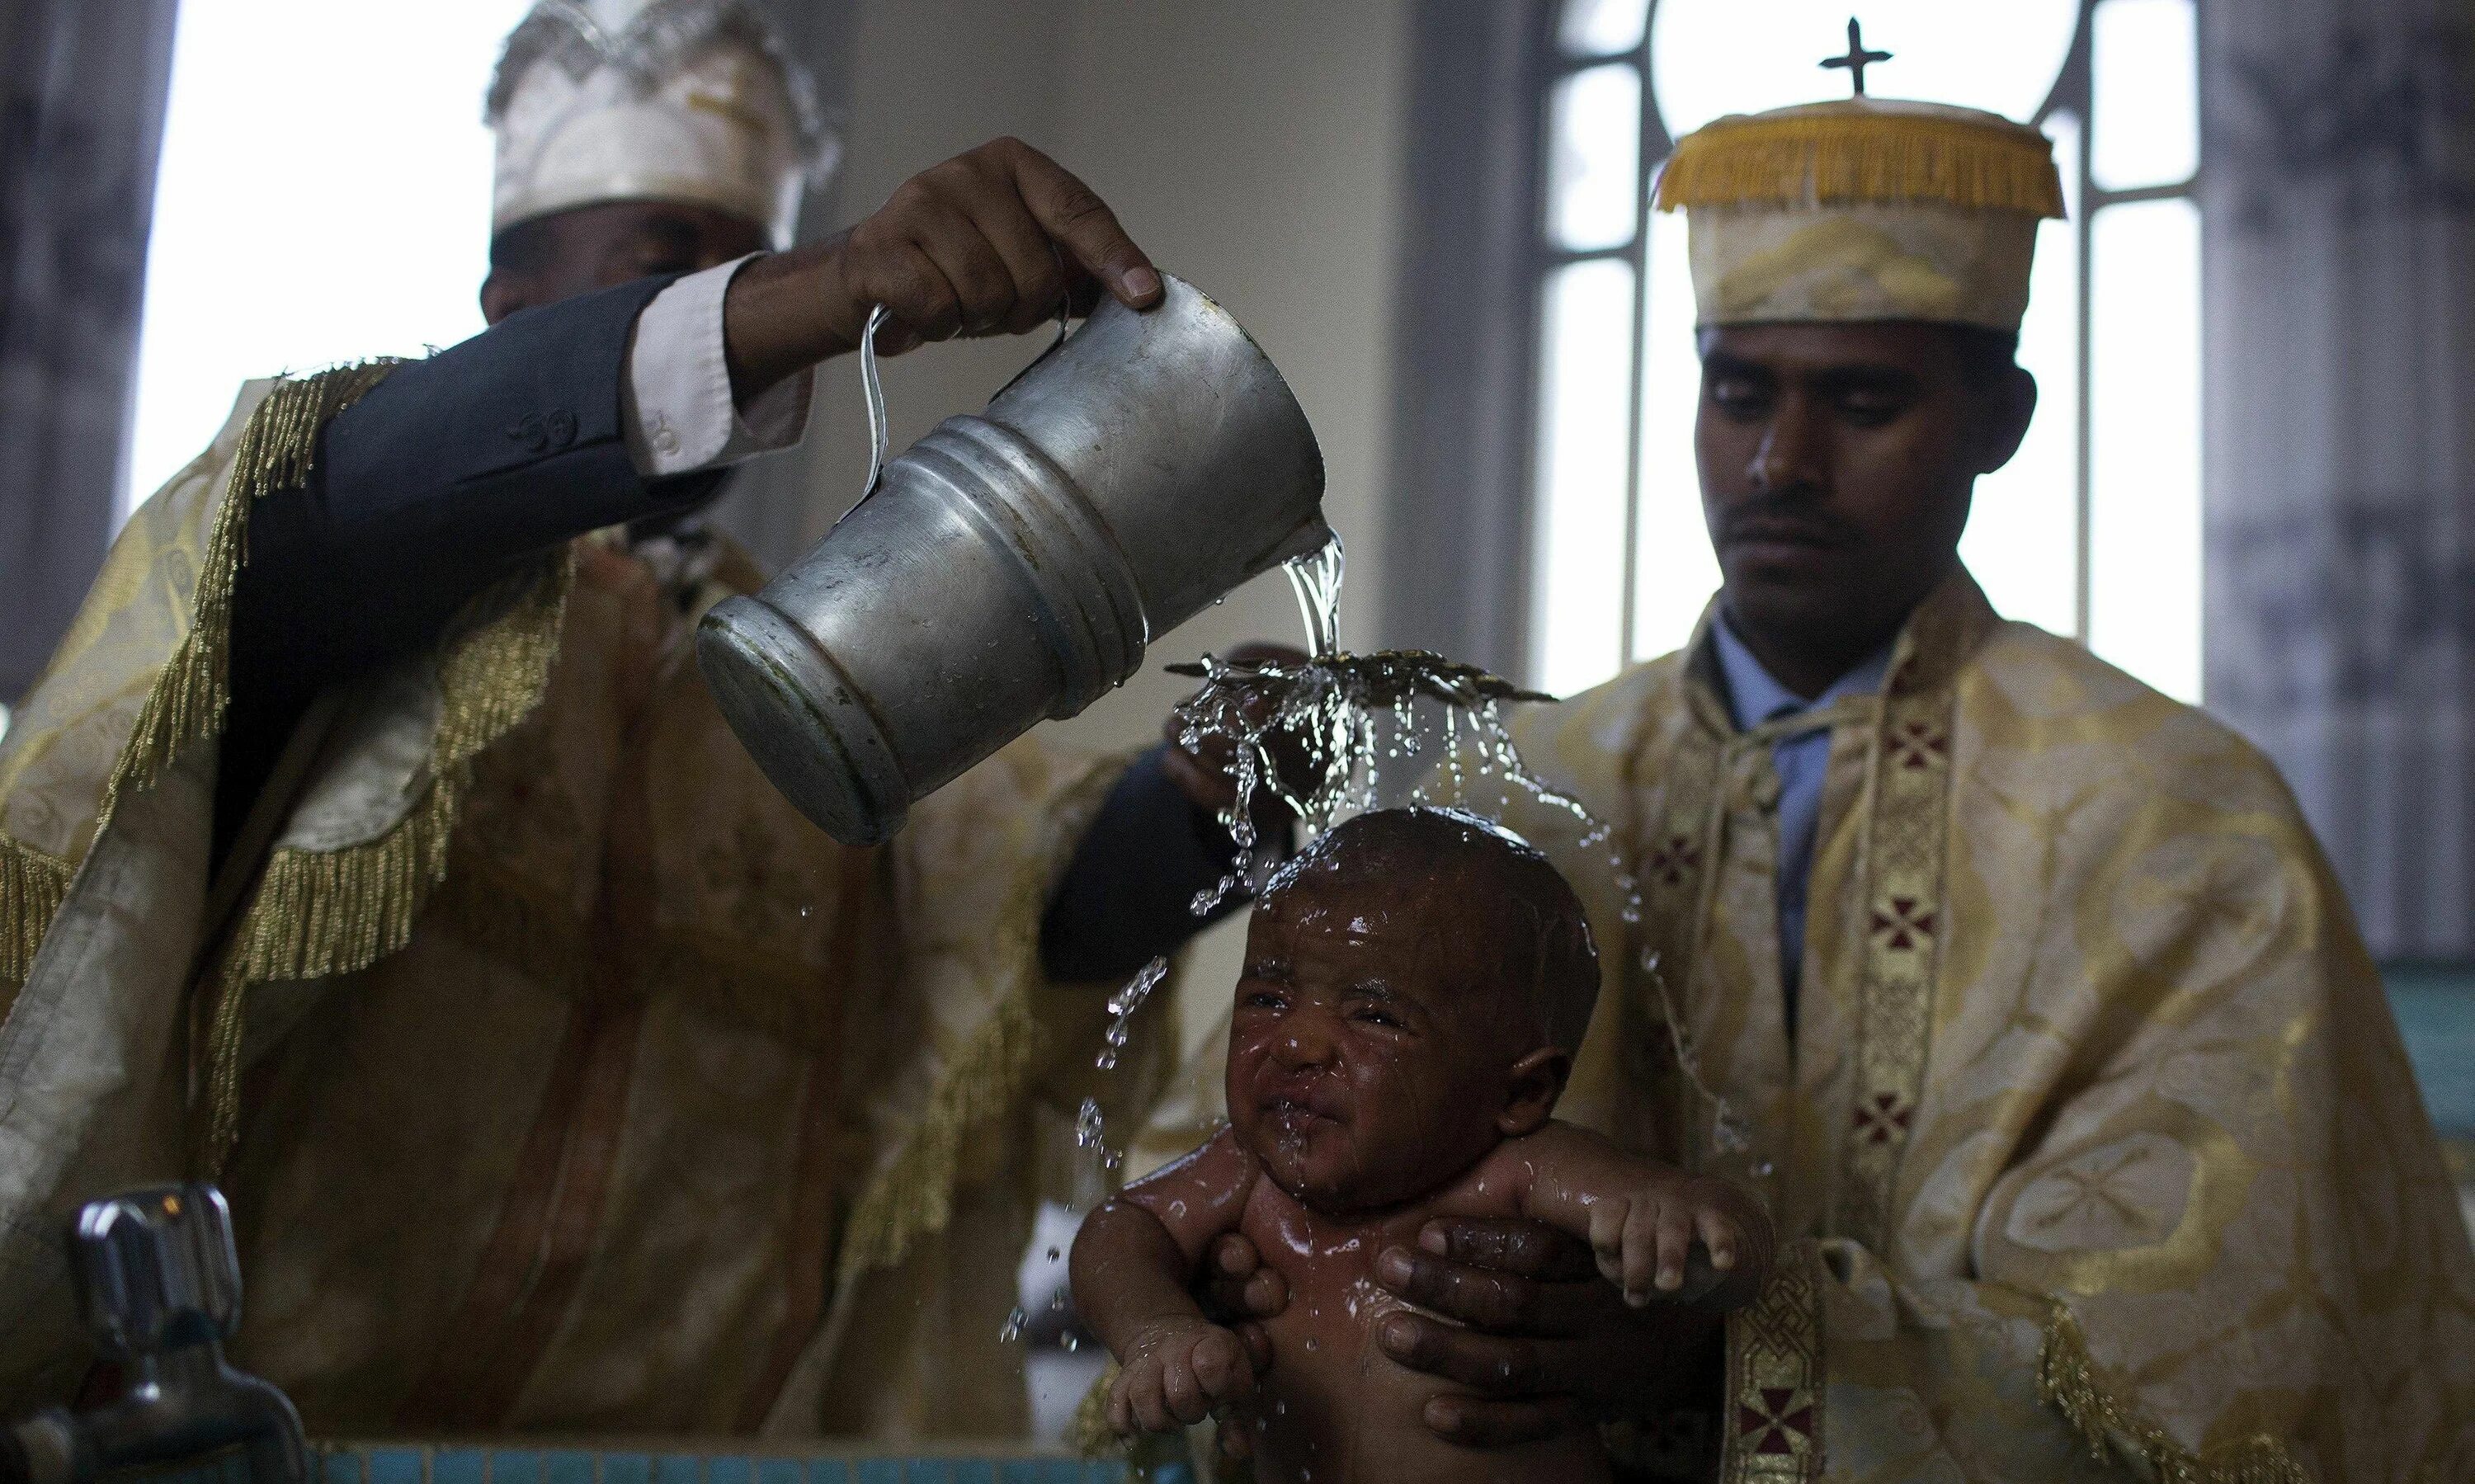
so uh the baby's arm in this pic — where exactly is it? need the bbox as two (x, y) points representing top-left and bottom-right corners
(1511, 1122), (1775, 1310)
(1070, 1128), (1263, 1435)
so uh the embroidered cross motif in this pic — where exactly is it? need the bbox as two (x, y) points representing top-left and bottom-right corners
(1869, 896), (1937, 950)
(1851, 1090), (1914, 1144)
(1737, 1385), (1817, 1456)
(1647, 834), (1703, 887)
(1888, 718), (1948, 770)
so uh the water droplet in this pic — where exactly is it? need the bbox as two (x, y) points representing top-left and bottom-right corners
(999, 1305), (1029, 1343)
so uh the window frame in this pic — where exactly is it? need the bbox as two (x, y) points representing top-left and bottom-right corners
(1521, 0), (2204, 681)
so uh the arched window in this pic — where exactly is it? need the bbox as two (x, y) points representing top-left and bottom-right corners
(1528, 1), (2202, 701)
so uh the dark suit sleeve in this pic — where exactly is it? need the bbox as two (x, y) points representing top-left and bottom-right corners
(1039, 747), (1263, 982)
(215, 274), (725, 862)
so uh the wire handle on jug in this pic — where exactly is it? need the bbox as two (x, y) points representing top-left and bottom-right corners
(849, 268), (1075, 511)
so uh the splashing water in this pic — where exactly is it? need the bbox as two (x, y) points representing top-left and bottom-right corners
(1007, 538), (1751, 1348)
(1075, 1095), (1121, 1174)
(1284, 531), (1346, 660)
(1161, 535), (1752, 1154)
(1095, 954), (1170, 1073)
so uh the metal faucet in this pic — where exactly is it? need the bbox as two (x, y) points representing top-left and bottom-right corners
(2, 1186), (305, 1484)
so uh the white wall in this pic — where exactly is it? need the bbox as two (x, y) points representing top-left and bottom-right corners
(756, 1), (1407, 1062)
(799, 0), (1407, 756)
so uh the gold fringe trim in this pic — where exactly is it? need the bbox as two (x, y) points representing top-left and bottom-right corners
(194, 554), (574, 1173)
(2039, 1306), (2309, 1484)
(97, 363), (402, 827)
(832, 987), (1045, 1287)
(829, 750), (1133, 1287)
(0, 838), (73, 1003)
(1656, 111), (2065, 219)
(3, 365), (395, 998)
(1068, 1363), (1214, 1481)
(1069, 1361), (1125, 1458)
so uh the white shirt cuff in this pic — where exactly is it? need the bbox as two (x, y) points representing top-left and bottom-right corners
(620, 252), (813, 477)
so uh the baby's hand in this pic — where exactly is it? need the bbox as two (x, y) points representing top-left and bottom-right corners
(1586, 1172), (1771, 1309)
(1106, 1317), (1256, 1435)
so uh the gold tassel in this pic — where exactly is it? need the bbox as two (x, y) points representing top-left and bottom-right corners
(0, 839), (72, 1007)
(1069, 1362), (1127, 1458)
(2, 365), (397, 1000)
(193, 554), (573, 1175)
(97, 363), (402, 827)
(2039, 1305), (2309, 1484)
(1068, 1364), (1223, 1482)
(1656, 111), (2067, 219)
(832, 988), (1046, 1286)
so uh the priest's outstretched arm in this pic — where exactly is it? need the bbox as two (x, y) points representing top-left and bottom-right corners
(211, 138), (1252, 976)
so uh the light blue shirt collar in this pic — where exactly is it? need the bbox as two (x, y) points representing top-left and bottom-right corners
(1709, 612), (1894, 731)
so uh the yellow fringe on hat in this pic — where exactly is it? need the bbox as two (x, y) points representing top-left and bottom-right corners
(1656, 108), (2065, 219)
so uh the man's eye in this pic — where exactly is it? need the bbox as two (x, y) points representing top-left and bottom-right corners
(1708, 379), (1770, 418)
(1242, 989), (1286, 1011)
(1835, 392), (1908, 427)
(1350, 1006), (1402, 1029)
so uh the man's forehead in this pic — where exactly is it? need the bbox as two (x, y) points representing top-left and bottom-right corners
(1700, 321), (1959, 376)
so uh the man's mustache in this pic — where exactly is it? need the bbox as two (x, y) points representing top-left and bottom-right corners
(1718, 494), (1858, 549)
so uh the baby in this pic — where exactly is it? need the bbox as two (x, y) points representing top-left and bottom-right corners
(1070, 808), (1773, 1484)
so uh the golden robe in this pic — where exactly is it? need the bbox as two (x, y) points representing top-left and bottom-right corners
(1124, 571), (2475, 1481)
(0, 372), (1170, 1439)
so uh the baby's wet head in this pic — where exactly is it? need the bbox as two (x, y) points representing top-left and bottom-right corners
(1258, 808), (1600, 1050)
(1230, 808), (1600, 1212)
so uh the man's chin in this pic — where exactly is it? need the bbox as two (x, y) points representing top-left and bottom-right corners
(1720, 569), (1860, 637)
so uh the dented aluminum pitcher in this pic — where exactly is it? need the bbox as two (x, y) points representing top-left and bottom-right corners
(696, 272), (1330, 846)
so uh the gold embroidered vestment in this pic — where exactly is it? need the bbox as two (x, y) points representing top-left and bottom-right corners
(1500, 573), (2475, 1482)
(0, 375), (1169, 1438)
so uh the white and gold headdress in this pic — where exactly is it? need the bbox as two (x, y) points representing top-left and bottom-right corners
(487, 0), (838, 248)
(1656, 94), (2065, 332)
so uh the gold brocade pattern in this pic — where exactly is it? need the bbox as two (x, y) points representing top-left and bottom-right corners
(1834, 665), (1956, 1246)
(193, 555), (574, 1174)
(1723, 1244), (1824, 1482)
(1490, 570), (2475, 1480)
(2, 372), (1144, 1435)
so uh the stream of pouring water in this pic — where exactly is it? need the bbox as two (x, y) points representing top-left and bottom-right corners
(1011, 536), (1749, 1350)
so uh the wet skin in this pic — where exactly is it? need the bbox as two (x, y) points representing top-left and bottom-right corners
(1072, 868), (1769, 1483)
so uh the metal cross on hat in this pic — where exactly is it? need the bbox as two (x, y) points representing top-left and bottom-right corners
(1821, 16), (1893, 96)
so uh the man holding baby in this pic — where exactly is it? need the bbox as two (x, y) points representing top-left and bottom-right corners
(1156, 96), (2475, 1482)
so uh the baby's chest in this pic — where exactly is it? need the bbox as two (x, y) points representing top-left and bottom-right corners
(1238, 1175), (1531, 1365)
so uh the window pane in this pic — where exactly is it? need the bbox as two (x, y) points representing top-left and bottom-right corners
(1961, 111), (2081, 638)
(1650, 0), (2079, 139)
(1546, 63), (1642, 252)
(1631, 207), (1720, 661)
(1561, 0), (1649, 57)
(2091, 0), (2198, 191)
(1532, 258), (1639, 695)
(127, 0), (534, 517)
(2087, 197), (2201, 702)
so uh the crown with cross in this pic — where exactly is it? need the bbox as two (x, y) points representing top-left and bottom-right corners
(1646, 16), (2064, 332)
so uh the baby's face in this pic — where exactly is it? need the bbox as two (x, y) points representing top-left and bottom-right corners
(1226, 875), (1529, 1213)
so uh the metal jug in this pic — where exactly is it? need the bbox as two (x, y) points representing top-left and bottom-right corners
(696, 273), (1331, 846)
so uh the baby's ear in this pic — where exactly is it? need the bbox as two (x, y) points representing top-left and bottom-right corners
(1497, 1047), (1571, 1137)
